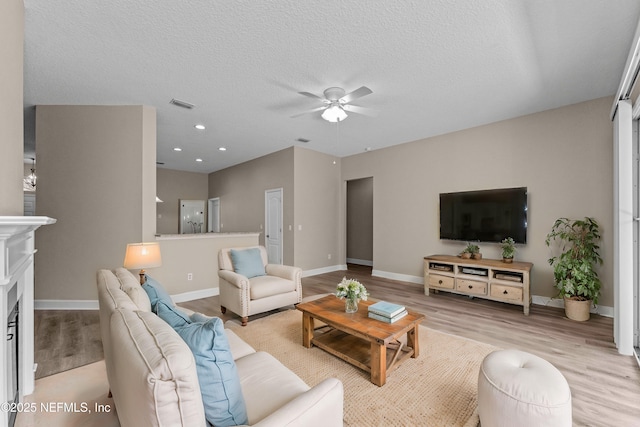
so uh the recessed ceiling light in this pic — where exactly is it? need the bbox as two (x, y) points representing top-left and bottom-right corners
(195, 158), (203, 162)
(194, 124), (205, 130)
(173, 147), (182, 152)
(218, 147), (227, 151)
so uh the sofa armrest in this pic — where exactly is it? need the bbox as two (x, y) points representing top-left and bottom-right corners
(219, 269), (250, 289)
(251, 378), (343, 427)
(265, 264), (302, 282)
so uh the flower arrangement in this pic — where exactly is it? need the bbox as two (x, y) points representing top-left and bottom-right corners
(335, 277), (369, 301)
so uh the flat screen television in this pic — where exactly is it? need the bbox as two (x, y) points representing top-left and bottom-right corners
(439, 187), (527, 243)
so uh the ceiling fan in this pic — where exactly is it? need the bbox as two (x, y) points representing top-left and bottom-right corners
(291, 86), (374, 122)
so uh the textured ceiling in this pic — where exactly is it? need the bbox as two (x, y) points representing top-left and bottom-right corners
(23, 0), (640, 173)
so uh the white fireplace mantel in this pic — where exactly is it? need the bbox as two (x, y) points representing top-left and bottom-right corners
(0, 216), (56, 427)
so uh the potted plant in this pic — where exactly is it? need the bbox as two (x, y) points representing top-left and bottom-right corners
(460, 245), (472, 259)
(500, 237), (516, 263)
(545, 217), (603, 321)
(464, 243), (481, 259)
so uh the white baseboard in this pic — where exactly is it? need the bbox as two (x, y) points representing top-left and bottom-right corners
(346, 258), (373, 266)
(303, 264), (348, 277)
(532, 295), (613, 318)
(171, 287), (219, 303)
(35, 300), (99, 310)
(371, 270), (423, 285)
(36, 288), (221, 310)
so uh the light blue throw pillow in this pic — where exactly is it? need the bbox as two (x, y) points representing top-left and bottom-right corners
(230, 248), (266, 279)
(156, 301), (192, 328)
(142, 274), (173, 311)
(156, 302), (248, 427)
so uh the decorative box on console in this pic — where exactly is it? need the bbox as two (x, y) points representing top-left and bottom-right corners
(0, 216), (56, 427)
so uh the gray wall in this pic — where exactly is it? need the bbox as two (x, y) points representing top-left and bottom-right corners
(35, 105), (156, 301)
(0, 0), (24, 215)
(347, 177), (373, 264)
(293, 147), (342, 270)
(157, 168), (209, 234)
(208, 148), (295, 264)
(341, 96), (614, 306)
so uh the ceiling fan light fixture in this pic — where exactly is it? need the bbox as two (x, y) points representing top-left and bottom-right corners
(321, 105), (348, 122)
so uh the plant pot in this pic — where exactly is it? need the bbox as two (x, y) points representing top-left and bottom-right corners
(460, 252), (471, 259)
(502, 257), (513, 263)
(471, 253), (482, 260)
(564, 296), (591, 321)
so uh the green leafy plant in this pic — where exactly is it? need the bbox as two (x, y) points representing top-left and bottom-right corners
(545, 217), (603, 304)
(500, 237), (516, 259)
(464, 243), (480, 254)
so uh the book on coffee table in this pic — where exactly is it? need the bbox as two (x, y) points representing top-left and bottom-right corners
(368, 301), (406, 318)
(368, 310), (408, 323)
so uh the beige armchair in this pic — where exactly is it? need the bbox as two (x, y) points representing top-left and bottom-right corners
(218, 246), (302, 326)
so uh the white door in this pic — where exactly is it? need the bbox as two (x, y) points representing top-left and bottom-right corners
(265, 188), (283, 264)
(208, 198), (220, 232)
(180, 199), (206, 234)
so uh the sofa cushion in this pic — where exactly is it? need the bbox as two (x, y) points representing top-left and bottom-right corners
(230, 248), (266, 279)
(157, 304), (248, 427)
(249, 275), (296, 300)
(109, 309), (206, 427)
(235, 351), (310, 425)
(142, 274), (174, 311)
(115, 267), (152, 312)
(224, 329), (257, 361)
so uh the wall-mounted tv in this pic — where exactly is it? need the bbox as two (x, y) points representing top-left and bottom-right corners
(440, 187), (527, 243)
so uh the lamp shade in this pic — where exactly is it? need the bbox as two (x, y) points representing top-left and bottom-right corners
(123, 242), (162, 270)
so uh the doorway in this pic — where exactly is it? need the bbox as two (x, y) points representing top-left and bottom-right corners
(346, 177), (373, 268)
(264, 188), (283, 264)
(208, 198), (220, 232)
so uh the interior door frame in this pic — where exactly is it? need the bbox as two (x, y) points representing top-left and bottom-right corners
(264, 188), (283, 264)
(207, 197), (220, 232)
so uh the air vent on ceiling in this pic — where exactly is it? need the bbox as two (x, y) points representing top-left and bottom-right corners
(296, 138), (310, 143)
(169, 98), (195, 109)
(156, 161), (165, 165)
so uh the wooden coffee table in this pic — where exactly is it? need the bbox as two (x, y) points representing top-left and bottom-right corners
(296, 295), (425, 386)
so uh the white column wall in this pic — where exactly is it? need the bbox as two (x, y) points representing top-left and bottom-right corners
(613, 99), (634, 355)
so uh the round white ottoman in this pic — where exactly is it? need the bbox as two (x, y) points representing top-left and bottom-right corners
(478, 349), (572, 427)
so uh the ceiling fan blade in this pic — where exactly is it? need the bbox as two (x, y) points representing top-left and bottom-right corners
(298, 91), (329, 102)
(339, 86), (372, 104)
(342, 104), (377, 116)
(290, 106), (327, 118)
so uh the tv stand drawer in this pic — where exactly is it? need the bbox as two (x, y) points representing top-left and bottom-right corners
(456, 279), (487, 295)
(490, 284), (523, 302)
(428, 274), (454, 290)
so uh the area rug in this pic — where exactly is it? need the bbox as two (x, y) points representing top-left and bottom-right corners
(227, 310), (498, 427)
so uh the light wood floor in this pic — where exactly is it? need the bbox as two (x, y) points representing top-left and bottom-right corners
(36, 265), (640, 426)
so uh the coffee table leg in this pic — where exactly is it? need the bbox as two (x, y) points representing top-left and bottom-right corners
(407, 325), (419, 358)
(370, 341), (386, 386)
(302, 313), (314, 348)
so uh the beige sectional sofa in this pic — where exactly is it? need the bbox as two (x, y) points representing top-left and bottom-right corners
(97, 268), (344, 427)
